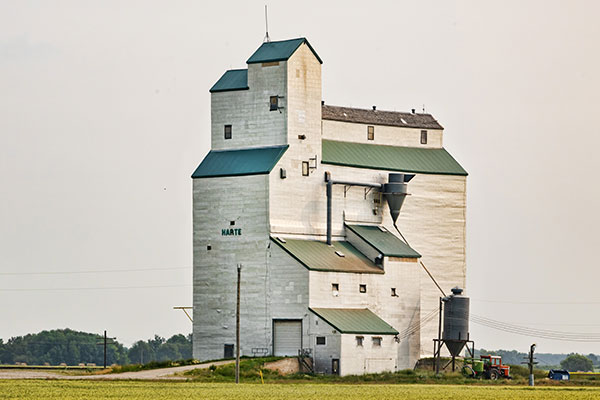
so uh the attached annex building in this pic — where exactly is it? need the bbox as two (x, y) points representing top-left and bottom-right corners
(192, 38), (467, 375)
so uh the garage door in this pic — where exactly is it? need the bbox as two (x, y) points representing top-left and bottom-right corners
(273, 320), (302, 356)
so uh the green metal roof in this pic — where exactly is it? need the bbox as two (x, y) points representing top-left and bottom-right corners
(271, 237), (383, 274)
(346, 224), (421, 258)
(310, 308), (399, 335)
(322, 140), (468, 176)
(192, 145), (288, 179)
(247, 38), (323, 64)
(209, 69), (249, 93)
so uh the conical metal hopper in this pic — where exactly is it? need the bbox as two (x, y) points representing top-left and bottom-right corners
(382, 173), (409, 223)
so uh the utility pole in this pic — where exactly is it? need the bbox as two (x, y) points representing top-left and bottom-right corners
(522, 343), (537, 387)
(96, 330), (116, 369)
(235, 263), (242, 384)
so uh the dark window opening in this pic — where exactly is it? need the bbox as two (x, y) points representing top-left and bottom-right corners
(359, 284), (367, 293)
(224, 125), (232, 140)
(332, 283), (339, 296)
(356, 336), (364, 346)
(230, 220), (235, 226)
(316, 336), (326, 345)
(420, 130), (428, 144)
(224, 344), (234, 358)
(391, 288), (397, 296)
(372, 337), (382, 346)
(270, 96), (279, 111)
(367, 125), (374, 140)
(207, 245), (212, 251)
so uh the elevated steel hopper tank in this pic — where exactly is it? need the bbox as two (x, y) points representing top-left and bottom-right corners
(442, 287), (470, 357)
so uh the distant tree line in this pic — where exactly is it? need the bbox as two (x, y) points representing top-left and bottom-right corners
(477, 348), (599, 369)
(0, 329), (192, 366)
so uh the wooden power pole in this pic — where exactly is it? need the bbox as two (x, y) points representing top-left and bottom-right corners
(235, 263), (242, 384)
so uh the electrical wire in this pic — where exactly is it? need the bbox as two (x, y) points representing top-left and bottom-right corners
(0, 266), (191, 276)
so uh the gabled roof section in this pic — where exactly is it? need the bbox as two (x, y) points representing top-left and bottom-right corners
(210, 69), (249, 93)
(346, 224), (421, 258)
(310, 308), (399, 335)
(247, 38), (322, 64)
(322, 140), (468, 176)
(192, 145), (288, 179)
(271, 237), (383, 274)
(322, 105), (443, 130)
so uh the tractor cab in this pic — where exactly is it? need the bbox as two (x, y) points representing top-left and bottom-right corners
(480, 355), (510, 379)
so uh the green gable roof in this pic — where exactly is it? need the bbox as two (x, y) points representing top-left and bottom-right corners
(310, 308), (399, 335)
(210, 69), (249, 93)
(346, 224), (421, 258)
(271, 237), (383, 274)
(192, 145), (288, 179)
(247, 38), (322, 64)
(322, 140), (468, 176)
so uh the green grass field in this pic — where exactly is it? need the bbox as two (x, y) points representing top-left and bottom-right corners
(2, 381), (600, 400)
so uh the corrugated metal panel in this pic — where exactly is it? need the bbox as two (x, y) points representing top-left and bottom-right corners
(271, 237), (383, 274)
(191, 145), (288, 178)
(322, 139), (468, 176)
(310, 308), (399, 335)
(209, 69), (249, 93)
(246, 38), (323, 64)
(273, 320), (302, 356)
(323, 105), (443, 130)
(345, 224), (421, 258)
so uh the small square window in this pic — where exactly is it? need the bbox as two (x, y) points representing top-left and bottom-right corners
(302, 161), (309, 176)
(270, 96), (278, 111)
(367, 126), (374, 140)
(207, 245), (212, 251)
(391, 288), (397, 296)
(420, 130), (428, 144)
(372, 337), (382, 346)
(356, 336), (364, 346)
(224, 125), (232, 140)
(359, 284), (367, 293)
(230, 221), (235, 226)
(316, 336), (326, 345)
(332, 283), (339, 296)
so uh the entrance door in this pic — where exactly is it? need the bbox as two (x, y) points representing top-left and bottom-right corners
(273, 320), (302, 356)
(332, 359), (340, 375)
(224, 344), (234, 359)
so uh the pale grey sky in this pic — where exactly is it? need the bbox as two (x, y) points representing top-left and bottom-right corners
(1, 0), (599, 354)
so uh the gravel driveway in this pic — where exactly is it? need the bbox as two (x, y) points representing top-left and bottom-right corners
(0, 360), (232, 380)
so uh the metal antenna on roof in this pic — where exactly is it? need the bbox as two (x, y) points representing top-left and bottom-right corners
(422, 104), (426, 113)
(264, 5), (271, 43)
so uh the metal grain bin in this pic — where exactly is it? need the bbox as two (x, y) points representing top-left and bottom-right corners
(442, 287), (470, 356)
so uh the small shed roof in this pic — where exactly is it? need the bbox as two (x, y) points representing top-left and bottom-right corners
(346, 224), (421, 258)
(210, 69), (249, 93)
(322, 139), (468, 176)
(192, 145), (288, 178)
(271, 237), (383, 274)
(310, 308), (399, 335)
(247, 38), (322, 64)
(322, 105), (443, 130)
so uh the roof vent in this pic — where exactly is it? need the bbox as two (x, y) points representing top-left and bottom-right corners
(321, 100), (325, 105)
(335, 251), (345, 257)
(372, 105), (376, 111)
(411, 109), (416, 114)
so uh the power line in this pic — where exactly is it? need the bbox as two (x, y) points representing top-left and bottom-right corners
(0, 266), (191, 276)
(0, 284), (191, 292)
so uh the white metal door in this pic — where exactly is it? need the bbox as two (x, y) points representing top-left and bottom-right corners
(273, 320), (302, 356)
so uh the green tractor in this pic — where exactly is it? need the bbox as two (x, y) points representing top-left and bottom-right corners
(462, 355), (511, 380)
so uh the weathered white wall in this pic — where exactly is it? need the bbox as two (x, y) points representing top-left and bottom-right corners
(322, 119), (443, 148)
(269, 43), (324, 235)
(340, 334), (397, 376)
(308, 257), (421, 369)
(210, 62), (287, 150)
(308, 314), (341, 374)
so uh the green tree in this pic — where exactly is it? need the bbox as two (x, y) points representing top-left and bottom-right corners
(560, 354), (594, 372)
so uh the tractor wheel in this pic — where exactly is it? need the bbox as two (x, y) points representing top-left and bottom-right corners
(461, 365), (475, 378)
(489, 369), (500, 380)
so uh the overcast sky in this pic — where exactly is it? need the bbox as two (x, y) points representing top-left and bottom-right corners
(1, 0), (599, 355)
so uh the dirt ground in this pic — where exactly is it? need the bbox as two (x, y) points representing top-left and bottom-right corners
(0, 360), (232, 380)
